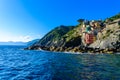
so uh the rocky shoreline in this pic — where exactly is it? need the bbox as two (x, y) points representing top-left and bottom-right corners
(24, 45), (120, 54)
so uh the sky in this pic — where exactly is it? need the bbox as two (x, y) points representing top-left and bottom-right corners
(0, 0), (120, 42)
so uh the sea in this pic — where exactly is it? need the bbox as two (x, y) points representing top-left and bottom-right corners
(0, 45), (120, 80)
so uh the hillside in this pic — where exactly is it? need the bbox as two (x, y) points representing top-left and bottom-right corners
(27, 39), (40, 46)
(33, 25), (75, 47)
(26, 13), (120, 54)
(106, 13), (120, 22)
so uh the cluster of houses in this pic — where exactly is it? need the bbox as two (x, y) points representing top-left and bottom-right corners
(80, 19), (120, 46)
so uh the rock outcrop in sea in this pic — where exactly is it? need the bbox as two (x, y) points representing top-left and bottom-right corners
(25, 13), (120, 54)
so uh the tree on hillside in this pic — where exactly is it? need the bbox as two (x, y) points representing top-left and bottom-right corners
(77, 19), (84, 24)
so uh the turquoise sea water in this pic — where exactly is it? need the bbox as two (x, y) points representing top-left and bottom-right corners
(0, 45), (120, 80)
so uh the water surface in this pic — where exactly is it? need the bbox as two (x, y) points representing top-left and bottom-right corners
(0, 45), (120, 80)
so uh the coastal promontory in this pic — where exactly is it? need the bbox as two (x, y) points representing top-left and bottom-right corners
(25, 13), (120, 54)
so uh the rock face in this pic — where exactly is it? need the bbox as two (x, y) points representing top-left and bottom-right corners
(89, 22), (120, 50)
(26, 13), (120, 53)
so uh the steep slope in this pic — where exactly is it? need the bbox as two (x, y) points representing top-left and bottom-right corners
(89, 13), (120, 50)
(26, 13), (120, 53)
(27, 39), (39, 46)
(106, 13), (120, 22)
(89, 19), (120, 50)
(60, 24), (83, 47)
(34, 25), (75, 47)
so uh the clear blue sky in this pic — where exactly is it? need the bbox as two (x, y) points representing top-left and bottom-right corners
(0, 0), (120, 42)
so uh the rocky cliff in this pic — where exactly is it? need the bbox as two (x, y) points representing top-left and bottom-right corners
(89, 21), (120, 49)
(26, 13), (120, 54)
